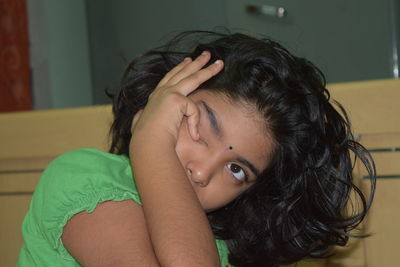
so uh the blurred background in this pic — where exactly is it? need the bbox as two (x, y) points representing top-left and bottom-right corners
(1, 0), (399, 111)
(1, 2), (400, 266)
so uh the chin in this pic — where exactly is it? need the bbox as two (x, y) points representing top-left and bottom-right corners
(203, 204), (224, 213)
(201, 203), (215, 213)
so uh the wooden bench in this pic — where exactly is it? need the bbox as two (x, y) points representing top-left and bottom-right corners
(1, 79), (399, 266)
(0, 105), (112, 266)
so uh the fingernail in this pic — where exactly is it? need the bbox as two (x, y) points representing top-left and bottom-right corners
(202, 51), (209, 56)
(184, 57), (191, 61)
(214, 59), (222, 64)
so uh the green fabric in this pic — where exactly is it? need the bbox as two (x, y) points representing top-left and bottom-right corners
(17, 148), (231, 267)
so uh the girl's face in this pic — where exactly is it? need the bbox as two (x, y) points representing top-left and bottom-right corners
(175, 90), (274, 212)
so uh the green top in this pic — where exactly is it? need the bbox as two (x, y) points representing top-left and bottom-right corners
(17, 148), (231, 266)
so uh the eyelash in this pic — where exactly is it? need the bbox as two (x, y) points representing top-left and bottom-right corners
(227, 163), (248, 184)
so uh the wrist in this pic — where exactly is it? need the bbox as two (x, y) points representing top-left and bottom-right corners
(130, 126), (176, 154)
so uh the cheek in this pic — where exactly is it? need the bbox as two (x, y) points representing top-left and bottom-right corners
(199, 181), (244, 211)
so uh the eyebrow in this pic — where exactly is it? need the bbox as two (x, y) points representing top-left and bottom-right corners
(199, 100), (222, 139)
(198, 100), (261, 178)
(237, 156), (261, 178)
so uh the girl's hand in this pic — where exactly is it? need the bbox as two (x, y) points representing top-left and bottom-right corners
(130, 51), (224, 149)
(128, 52), (224, 267)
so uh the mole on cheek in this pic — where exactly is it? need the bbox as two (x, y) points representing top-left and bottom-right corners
(229, 146), (233, 150)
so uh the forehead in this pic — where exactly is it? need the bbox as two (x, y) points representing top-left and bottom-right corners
(190, 90), (274, 171)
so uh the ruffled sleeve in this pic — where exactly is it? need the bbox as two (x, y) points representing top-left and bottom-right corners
(19, 148), (140, 265)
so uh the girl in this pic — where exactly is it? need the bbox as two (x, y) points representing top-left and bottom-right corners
(18, 31), (375, 267)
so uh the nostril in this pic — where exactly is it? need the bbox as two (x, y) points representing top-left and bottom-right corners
(193, 179), (204, 186)
(186, 167), (207, 187)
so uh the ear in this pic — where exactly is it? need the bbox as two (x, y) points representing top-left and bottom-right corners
(131, 109), (143, 133)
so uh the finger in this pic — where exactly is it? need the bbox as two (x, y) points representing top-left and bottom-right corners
(157, 57), (192, 87)
(184, 100), (200, 141)
(166, 51), (212, 86)
(175, 59), (224, 96)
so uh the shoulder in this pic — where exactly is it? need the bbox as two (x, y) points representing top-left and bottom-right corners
(38, 148), (134, 194)
(31, 148), (140, 212)
(29, 148), (139, 218)
(47, 148), (130, 174)
(62, 199), (159, 267)
(53, 149), (157, 265)
(23, 148), (142, 263)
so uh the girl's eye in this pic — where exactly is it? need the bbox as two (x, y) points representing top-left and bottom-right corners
(227, 163), (247, 182)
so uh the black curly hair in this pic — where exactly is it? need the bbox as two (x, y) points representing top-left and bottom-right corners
(108, 30), (376, 267)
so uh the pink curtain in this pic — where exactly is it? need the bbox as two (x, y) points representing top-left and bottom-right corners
(0, 0), (31, 112)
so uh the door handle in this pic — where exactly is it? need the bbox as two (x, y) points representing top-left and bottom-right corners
(246, 4), (287, 18)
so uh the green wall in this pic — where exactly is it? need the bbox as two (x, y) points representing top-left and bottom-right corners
(29, 0), (398, 108)
(28, 0), (92, 109)
(86, 0), (227, 105)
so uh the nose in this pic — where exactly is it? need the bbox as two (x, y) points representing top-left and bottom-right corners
(186, 161), (214, 187)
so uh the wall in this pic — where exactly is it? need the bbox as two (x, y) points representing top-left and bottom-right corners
(86, 0), (228, 105)
(27, 0), (399, 108)
(27, 0), (92, 109)
(87, 0), (399, 105)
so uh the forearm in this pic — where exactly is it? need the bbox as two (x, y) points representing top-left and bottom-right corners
(131, 137), (220, 267)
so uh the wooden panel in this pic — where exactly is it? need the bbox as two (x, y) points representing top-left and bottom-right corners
(324, 238), (366, 267)
(325, 79), (400, 267)
(0, 104), (113, 159)
(360, 132), (400, 148)
(358, 132), (400, 177)
(0, 156), (53, 172)
(0, 105), (113, 266)
(329, 79), (400, 134)
(0, 195), (33, 267)
(288, 259), (326, 267)
(355, 133), (400, 267)
(360, 152), (400, 177)
(361, 179), (400, 267)
(0, 172), (41, 193)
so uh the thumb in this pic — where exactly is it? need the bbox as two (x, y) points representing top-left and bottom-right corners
(184, 100), (200, 141)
